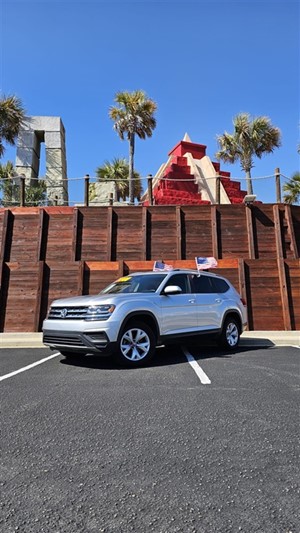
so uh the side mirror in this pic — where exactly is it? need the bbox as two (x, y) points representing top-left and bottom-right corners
(163, 285), (182, 295)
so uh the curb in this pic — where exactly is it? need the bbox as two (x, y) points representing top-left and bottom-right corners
(240, 331), (300, 347)
(0, 333), (44, 349)
(0, 332), (299, 349)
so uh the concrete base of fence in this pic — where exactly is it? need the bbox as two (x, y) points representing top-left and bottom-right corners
(0, 331), (299, 349)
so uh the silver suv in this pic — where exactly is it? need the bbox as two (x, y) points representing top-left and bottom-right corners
(43, 269), (247, 367)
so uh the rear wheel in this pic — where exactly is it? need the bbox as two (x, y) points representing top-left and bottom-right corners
(218, 317), (240, 350)
(114, 321), (156, 367)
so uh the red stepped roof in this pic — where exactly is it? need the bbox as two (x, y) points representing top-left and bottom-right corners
(143, 137), (247, 206)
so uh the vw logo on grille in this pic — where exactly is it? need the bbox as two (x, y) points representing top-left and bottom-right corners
(60, 308), (68, 318)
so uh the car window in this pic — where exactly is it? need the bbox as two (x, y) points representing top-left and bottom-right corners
(210, 277), (230, 293)
(164, 274), (189, 294)
(101, 274), (167, 294)
(190, 274), (215, 294)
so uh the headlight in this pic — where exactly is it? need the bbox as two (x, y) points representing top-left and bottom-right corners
(85, 304), (116, 321)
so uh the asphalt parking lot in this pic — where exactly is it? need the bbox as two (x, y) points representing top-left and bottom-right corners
(1, 344), (299, 533)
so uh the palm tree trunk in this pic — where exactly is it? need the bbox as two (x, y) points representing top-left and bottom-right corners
(129, 134), (135, 204)
(246, 169), (253, 195)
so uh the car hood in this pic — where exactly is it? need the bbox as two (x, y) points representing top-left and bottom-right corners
(50, 292), (157, 307)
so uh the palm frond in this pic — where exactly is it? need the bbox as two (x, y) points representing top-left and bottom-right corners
(109, 90), (157, 203)
(283, 172), (300, 204)
(95, 157), (142, 201)
(109, 90), (157, 141)
(0, 95), (26, 157)
(215, 112), (281, 191)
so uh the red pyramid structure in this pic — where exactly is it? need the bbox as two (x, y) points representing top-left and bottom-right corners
(142, 134), (247, 205)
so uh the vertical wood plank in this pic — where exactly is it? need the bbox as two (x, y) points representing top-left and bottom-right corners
(0, 209), (9, 263)
(36, 208), (45, 261)
(106, 207), (113, 261)
(0, 209), (16, 331)
(33, 260), (44, 332)
(0, 210), (10, 292)
(0, 263), (8, 332)
(0, 258), (4, 303)
(245, 205), (256, 258)
(277, 257), (292, 330)
(274, 205), (292, 329)
(118, 260), (124, 278)
(72, 208), (79, 261)
(176, 206), (182, 259)
(273, 205), (284, 259)
(141, 207), (147, 260)
(77, 260), (84, 295)
(211, 206), (219, 258)
(238, 258), (247, 305)
(285, 205), (299, 259)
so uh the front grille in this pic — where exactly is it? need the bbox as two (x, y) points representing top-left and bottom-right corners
(43, 333), (86, 347)
(48, 307), (89, 320)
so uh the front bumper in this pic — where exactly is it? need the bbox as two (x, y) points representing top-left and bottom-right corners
(43, 329), (117, 356)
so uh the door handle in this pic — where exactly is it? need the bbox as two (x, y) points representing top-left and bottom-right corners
(188, 299), (195, 303)
(215, 299), (222, 303)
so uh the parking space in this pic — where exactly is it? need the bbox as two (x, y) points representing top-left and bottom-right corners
(0, 345), (299, 532)
(186, 344), (300, 390)
(0, 349), (60, 382)
(1, 344), (299, 391)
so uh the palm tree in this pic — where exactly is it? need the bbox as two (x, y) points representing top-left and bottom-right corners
(0, 161), (18, 205)
(24, 179), (47, 206)
(96, 158), (142, 202)
(283, 172), (300, 204)
(0, 161), (47, 207)
(0, 95), (26, 158)
(109, 90), (157, 204)
(216, 113), (281, 195)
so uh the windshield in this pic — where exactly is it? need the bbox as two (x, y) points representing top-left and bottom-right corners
(101, 274), (167, 294)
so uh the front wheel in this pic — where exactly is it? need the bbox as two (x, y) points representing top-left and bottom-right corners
(218, 317), (240, 350)
(114, 321), (156, 367)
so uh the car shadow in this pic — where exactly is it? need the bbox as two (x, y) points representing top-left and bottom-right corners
(60, 354), (125, 370)
(183, 344), (269, 361)
(59, 346), (184, 370)
(59, 343), (270, 370)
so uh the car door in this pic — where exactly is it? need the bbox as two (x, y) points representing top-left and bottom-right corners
(160, 273), (198, 335)
(190, 273), (224, 330)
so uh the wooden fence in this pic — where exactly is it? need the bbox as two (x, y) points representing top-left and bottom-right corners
(0, 204), (299, 332)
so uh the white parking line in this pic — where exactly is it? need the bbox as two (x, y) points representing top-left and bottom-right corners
(0, 352), (61, 382)
(182, 348), (211, 385)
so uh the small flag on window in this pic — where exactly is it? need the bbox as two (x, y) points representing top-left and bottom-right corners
(153, 261), (173, 272)
(195, 256), (218, 270)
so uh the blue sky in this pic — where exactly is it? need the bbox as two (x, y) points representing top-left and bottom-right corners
(1, 0), (299, 204)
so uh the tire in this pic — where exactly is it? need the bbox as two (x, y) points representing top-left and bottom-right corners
(114, 321), (156, 367)
(218, 317), (240, 350)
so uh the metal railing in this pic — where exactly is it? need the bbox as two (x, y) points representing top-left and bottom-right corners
(0, 168), (293, 207)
